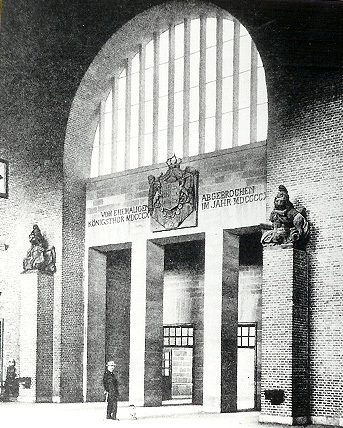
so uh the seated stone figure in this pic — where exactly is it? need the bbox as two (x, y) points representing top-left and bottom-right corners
(23, 224), (56, 274)
(261, 185), (309, 248)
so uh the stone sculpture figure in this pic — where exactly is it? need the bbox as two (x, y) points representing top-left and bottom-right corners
(261, 185), (309, 248)
(23, 224), (56, 274)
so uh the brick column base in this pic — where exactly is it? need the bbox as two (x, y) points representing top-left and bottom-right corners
(19, 271), (54, 403)
(260, 245), (309, 425)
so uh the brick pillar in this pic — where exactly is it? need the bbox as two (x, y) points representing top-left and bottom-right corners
(19, 271), (54, 402)
(260, 245), (309, 425)
(144, 240), (164, 406)
(86, 248), (106, 401)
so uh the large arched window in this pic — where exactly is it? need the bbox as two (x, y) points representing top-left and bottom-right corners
(91, 13), (267, 177)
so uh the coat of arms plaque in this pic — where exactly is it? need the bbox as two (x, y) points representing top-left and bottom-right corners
(148, 155), (199, 231)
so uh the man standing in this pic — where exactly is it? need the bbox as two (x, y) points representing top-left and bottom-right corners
(103, 361), (119, 420)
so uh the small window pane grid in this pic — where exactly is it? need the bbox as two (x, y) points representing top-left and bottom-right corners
(163, 325), (194, 347)
(162, 350), (171, 377)
(91, 14), (268, 177)
(237, 324), (256, 348)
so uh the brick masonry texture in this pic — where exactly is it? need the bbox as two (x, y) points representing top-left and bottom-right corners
(0, 0), (343, 421)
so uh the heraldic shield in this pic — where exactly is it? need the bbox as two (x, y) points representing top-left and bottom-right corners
(148, 155), (199, 231)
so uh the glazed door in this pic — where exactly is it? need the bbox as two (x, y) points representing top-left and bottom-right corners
(162, 349), (172, 400)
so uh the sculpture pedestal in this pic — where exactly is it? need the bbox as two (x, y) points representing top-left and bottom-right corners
(259, 245), (309, 425)
(18, 271), (54, 402)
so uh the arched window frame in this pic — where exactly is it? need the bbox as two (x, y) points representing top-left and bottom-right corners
(90, 9), (268, 178)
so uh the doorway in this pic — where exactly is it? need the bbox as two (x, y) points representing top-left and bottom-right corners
(162, 325), (194, 403)
(237, 323), (256, 410)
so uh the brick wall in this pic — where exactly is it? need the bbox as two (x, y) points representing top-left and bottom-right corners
(266, 67), (343, 420)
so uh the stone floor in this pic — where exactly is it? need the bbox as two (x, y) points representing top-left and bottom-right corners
(0, 401), (329, 428)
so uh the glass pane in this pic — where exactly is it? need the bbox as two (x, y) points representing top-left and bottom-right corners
(222, 111), (233, 149)
(102, 144), (111, 175)
(173, 125), (183, 159)
(145, 100), (153, 135)
(175, 57), (184, 93)
(250, 326), (256, 336)
(188, 327), (193, 337)
(257, 66), (267, 104)
(104, 112), (112, 147)
(117, 109), (125, 141)
(144, 133), (153, 166)
(190, 18), (200, 53)
(132, 54), (139, 74)
(239, 70), (251, 109)
(250, 336), (255, 347)
(105, 91), (112, 113)
(116, 140), (125, 172)
(189, 87), (199, 122)
(158, 95), (168, 131)
(175, 22), (184, 59)
(223, 39), (234, 78)
(164, 338), (169, 346)
(239, 34), (251, 73)
(242, 337), (249, 347)
(257, 103), (268, 141)
(240, 24), (249, 37)
(190, 51), (200, 88)
(205, 117), (215, 153)
(206, 17), (217, 48)
(223, 18), (234, 42)
(131, 71), (140, 106)
(237, 337), (241, 347)
(182, 337), (187, 346)
(176, 327), (181, 336)
(146, 40), (154, 70)
(222, 76), (233, 113)
(164, 368), (169, 376)
(242, 326), (249, 336)
(238, 326), (242, 336)
(145, 67), (154, 102)
(130, 136), (138, 169)
(188, 337), (193, 346)
(174, 91), (183, 127)
(90, 145), (99, 178)
(160, 29), (169, 64)
(158, 129), (167, 163)
(182, 327), (188, 336)
(206, 81), (216, 118)
(206, 46), (216, 83)
(189, 121), (199, 156)
(170, 337), (175, 346)
(130, 104), (139, 138)
(159, 62), (168, 97)
(176, 337), (182, 346)
(118, 76), (126, 110)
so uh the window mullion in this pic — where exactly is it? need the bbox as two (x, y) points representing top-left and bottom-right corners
(138, 44), (146, 167)
(167, 24), (175, 158)
(250, 41), (258, 144)
(216, 15), (223, 151)
(153, 32), (159, 164)
(111, 77), (119, 173)
(125, 59), (132, 170)
(183, 18), (191, 158)
(98, 100), (106, 175)
(232, 20), (240, 147)
(199, 15), (206, 154)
